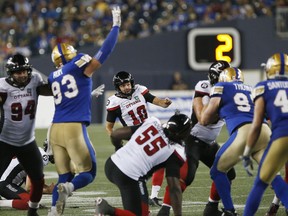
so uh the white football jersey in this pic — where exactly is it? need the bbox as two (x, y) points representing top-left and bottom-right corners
(0, 72), (44, 146)
(111, 117), (186, 181)
(194, 80), (211, 94)
(191, 80), (225, 144)
(0, 157), (26, 186)
(106, 84), (151, 126)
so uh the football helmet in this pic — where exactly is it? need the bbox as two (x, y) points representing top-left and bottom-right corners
(163, 112), (192, 144)
(38, 147), (49, 166)
(218, 67), (244, 83)
(5, 53), (32, 87)
(208, 60), (230, 86)
(264, 53), (288, 79)
(51, 43), (77, 68)
(43, 139), (55, 164)
(113, 71), (135, 95)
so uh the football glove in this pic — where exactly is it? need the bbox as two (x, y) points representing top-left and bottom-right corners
(112, 6), (121, 27)
(91, 84), (105, 98)
(241, 155), (253, 176)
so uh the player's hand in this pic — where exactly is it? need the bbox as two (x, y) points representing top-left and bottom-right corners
(91, 84), (105, 98)
(43, 182), (55, 194)
(163, 98), (172, 107)
(241, 155), (254, 176)
(112, 6), (121, 27)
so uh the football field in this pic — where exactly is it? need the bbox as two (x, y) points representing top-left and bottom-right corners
(2, 125), (285, 216)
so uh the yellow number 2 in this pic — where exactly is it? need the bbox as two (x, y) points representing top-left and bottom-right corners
(215, 34), (233, 62)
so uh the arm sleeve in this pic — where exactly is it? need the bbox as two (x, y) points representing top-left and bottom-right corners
(143, 92), (156, 103)
(94, 26), (119, 64)
(106, 109), (120, 123)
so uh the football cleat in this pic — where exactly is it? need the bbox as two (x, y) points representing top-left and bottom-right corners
(27, 207), (39, 216)
(148, 197), (162, 207)
(157, 205), (171, 216)
(56, 182), (73, 215)
(221, 209), (238, 216)
(265, 203), (280, 216)
(95, 197), (115, 215)
(203, 202), (223, 216)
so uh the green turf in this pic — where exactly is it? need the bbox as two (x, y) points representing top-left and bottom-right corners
(1, 125), (285, 216)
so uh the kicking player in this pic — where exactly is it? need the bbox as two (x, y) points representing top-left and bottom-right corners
(47, 6), (121, 216)
(106, 70), (172, 205)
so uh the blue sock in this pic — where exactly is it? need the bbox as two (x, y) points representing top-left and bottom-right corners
(244, 177), (268, 216)
(71, 162), (96, 190)
(210, 166), (234, 211)
(52, 173), (74, 206)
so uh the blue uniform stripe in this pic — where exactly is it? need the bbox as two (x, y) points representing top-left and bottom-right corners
(280, 53), (285, 75)
(57, 44), (67, 65)
(233, 67), (240, 80)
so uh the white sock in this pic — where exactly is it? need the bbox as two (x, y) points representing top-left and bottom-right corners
(150, 185), (161, 198)
(0, 199), (13, 207)
(208, 197), (219, 203)
(28, 201), (39, 209)
(272, 195), (281, 205)
(67, 182), (74, 193)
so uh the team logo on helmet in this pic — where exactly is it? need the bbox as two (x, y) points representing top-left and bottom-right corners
(264, 53), (288, 79)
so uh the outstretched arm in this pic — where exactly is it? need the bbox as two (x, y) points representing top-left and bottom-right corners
(152, 97), (172, 108)
(84, 6), (121, 77)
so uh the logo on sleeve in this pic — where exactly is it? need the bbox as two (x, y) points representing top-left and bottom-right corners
(201, 82), (208, 89)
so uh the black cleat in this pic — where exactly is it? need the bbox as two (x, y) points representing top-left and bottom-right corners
(148, 197), (162, 207)
(203, 202), (222, 216)
(27, 207), (39, 216)
(95, 197), (115, 215)
(265, 203), (280, 216)
(221, 209), (238, 216)
(157, 205), (171, 216)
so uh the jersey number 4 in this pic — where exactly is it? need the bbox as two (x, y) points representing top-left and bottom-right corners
(135, 125), (167, 156)
(11, 100), (35, 121)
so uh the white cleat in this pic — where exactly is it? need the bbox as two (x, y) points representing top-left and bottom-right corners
(56, 182), (73, 215)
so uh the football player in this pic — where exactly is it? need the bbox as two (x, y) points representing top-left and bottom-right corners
(0, 147), (54, 210)
(157, 61), (236, 216)
(106, 70), (172, 135)
(201, 67), (271, 216)
(0, 53), (52, 216)
(242, 53), (288, 216)
(47, 6), (121, 216)
(95, 113), (192, 216)
(106, 70), (172, 206)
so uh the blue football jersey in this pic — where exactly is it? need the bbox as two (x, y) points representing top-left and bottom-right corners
(210, 81), (254, 135)
(48, 53), (92, 125)
(253, 80), (288, 139)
